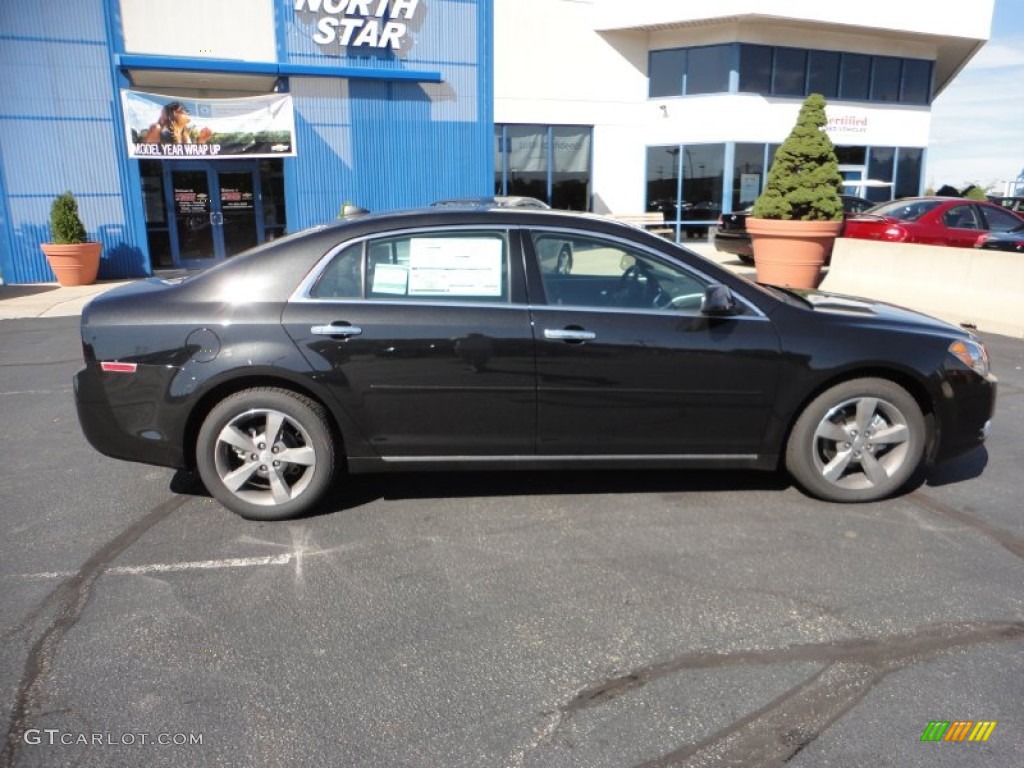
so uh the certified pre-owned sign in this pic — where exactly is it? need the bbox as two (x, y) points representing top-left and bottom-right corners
(294, 0), (421, 51)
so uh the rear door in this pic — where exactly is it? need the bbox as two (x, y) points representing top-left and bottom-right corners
(282, 227), (536, 458)
(940, 204), (983, 247)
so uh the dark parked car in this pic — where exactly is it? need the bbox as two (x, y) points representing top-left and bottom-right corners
(714, 195), (874, 264)
(75, 206), (996, 520)
(843, 197), (1024, 246)
(974, 223), (1024, 253)
(986, 195), (1024, 213)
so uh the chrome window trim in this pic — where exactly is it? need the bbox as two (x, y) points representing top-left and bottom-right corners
(380, 453), (759, 463)
(289, 223), (768, 321)
(529, 303), (771, 321)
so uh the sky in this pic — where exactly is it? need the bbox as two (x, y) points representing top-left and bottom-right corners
(925, 0), (1024, 193)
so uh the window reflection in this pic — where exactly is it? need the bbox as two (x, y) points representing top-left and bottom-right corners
(664, 43), (931, 104)
(733, 144), (766, 210)
(646, 144), (724, 239)
(647, 141), (921, 225)
(495, 124), (593, 211)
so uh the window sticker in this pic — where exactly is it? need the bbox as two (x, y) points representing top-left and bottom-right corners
(407, 238), (503, 297)
(371, 263), (409, 295)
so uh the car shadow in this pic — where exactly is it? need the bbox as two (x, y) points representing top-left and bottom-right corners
(172, 451), (986, 521)
(171, 467), (793, 519)
(314, 468), (792, 519)
(923, 446), (989, 488)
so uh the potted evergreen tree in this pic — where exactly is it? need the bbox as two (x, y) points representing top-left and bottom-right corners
(747, 93), (844, 289)
(40, 191), (102, 286)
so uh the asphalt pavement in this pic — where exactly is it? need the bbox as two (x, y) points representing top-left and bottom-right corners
(1, 269), (1021, 767)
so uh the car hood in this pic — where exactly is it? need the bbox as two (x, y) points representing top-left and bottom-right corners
(798, 290), (970, 337)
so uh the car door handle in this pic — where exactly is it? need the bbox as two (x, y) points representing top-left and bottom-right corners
(543, 328), (596, 342)
(311, 324), (362, 337)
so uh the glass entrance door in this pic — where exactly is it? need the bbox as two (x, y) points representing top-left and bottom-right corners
(169, 168), (216, 263)
(163, 161), (265, 268)
(218, 170), (259, 256)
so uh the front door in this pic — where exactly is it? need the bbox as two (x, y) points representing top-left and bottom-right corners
(525, 231), (783, 457)
(165, 161), (263, 268)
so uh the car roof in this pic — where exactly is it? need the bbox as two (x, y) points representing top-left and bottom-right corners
(429, 195), (552, 210)
(175, 205), (675, 303)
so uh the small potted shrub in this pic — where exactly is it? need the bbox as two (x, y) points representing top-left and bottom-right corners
(40, 191), (101, 286)
(747, 93), (845, 288)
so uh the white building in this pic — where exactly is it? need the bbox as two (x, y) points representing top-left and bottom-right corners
(493, 0), (995, 237)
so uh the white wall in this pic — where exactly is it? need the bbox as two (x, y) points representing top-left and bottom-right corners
(495, 0), (652, 212)
(120, 0), (277, 61)
(495, 0), (951, 214)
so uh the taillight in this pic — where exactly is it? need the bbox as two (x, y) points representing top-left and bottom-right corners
(883, 225), (908, 242)
(100, 362), (138, 373)
(974, 234), (988, 248)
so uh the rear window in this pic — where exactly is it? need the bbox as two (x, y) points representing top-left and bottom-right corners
(864, 199), (942, 221)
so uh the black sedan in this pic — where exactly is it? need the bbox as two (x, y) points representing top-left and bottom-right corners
(714, 195), (875, 264)
(75, 206), (996, 520)
(974, 223), (1024, 253)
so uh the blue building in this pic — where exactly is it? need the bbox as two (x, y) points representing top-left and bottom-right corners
(0, 0), (493, 283)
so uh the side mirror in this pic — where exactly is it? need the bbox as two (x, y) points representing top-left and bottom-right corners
(700, 284), (738, 316)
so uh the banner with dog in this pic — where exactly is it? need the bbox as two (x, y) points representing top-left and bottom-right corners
(121, 91), (297, 159)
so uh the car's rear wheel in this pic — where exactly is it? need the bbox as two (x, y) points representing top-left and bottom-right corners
(785, 378), (925, 503)
(196, 388), (336, 520)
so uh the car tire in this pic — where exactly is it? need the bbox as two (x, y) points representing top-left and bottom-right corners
(556, 243), (573, 275)
(785, 378), (925, 503)
(196, 387), (336, 520)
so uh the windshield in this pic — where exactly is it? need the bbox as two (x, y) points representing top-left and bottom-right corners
(862, 199), (943, 221)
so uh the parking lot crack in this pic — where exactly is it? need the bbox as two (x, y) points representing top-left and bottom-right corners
(908, 491), (1024, 560)
(525, 621), (1024, 768)
(1, 494), (188, 766)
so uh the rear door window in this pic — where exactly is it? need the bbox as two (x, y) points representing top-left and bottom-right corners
(311, 231), (511, 303)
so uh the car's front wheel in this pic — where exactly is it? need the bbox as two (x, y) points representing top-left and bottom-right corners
(196, 387), (336, 520)
(785, 378), (925, 503)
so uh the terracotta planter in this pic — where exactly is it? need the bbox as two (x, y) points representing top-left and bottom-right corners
(747, 218), (843, 289)
(40, 242), (102, 287)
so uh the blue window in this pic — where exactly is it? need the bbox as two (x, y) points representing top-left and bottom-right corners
(840, 54), (870, 100)
(686, 45), (731, 95)
(808, 50), (840, 98)
(773, 48), (807, 97)
(900, 59), (932, 104)
(739, 45), (772, 94)
(650, 49), (686, 97)
(871, 57), (902, 102)
(651, 45), (932, 105)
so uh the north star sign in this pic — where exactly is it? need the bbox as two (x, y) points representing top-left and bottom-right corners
(295, 0), (421, 51)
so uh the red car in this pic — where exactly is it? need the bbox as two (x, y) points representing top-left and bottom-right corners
(843, 197), (1024, 247)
